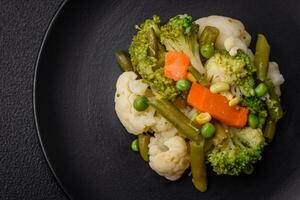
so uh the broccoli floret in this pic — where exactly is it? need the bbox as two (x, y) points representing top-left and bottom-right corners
(207, 127), (265, 175)
(241, 96), (268, 118)
(238, 75), (255, 97)
(129, 16), (180, 100)
(205, 50), (249, 85)
(160, 14), (205, 73)
(234, 50), (256, 73)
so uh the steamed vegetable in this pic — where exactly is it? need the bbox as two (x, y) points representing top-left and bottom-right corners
(208, 127), (265, 175)
(265, 81), (283, 121)
(129, 16), (180, 99)
(188, 66), (210, 86)
(190, 140), (207, 192)
(149, 134), (190, 180)
(254, 34), (270, 81)
(176, 80), (191, 91)
(138, 134), (151, 161)
(160, 14), (205, 73)
(187, 82), (248, 128)
(131, 139), (139, 152)
(195, 15), (251, 50)
(201, 122), (216, 139)
(164, 51), (190, 80)
(241, 96), (268, 118)
(200, 43), (215, 59)
(198, 26), (220, 46)
(263, 119), (277, 142)
(114, 14), (285, 192)
(149, 98), (201, 142)
(205, 50), (255, 86)
(115, 50), (133, 71)
(133, 96), (149, 111)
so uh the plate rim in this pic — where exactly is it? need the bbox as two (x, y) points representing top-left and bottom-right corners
(32, 0), (71, 199)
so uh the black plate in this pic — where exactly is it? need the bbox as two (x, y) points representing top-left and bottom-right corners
(34, 0), (300, 199)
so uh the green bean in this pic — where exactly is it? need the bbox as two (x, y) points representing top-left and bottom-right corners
(138, 134), (150, 161)
(263, 119), (277, 142)
(115, 50), (133, 71)
(147, 28), (159, 58)
(131, 139), (139, 152)
(149, 99), (201, 142)
(190, 140), (207, 192)
(266, 81), (283, 121)
(199, 26), (220, 46)
(212, 122), (227, 146)
(188, 66), (210, 87)
(254, 34), (270, 81)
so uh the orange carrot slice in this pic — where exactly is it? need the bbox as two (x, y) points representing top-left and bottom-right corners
(164, 51), (190, 81)
(187, 82), (248, 128)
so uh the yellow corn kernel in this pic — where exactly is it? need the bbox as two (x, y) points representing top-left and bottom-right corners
(195, 112), (212, 125)
(210, 82), (230, 93)
(228, 96), (241, 106)
(187, 72), (197, 82)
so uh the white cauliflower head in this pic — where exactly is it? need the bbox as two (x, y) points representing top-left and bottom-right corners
(267, 62), (284, 96)
(115, 72), (156, 135)
(195, 15), (251, 55)
(115, 72), (177, 135)
(148, 134), (190, 181)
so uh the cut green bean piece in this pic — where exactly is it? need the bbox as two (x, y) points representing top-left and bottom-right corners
(188, 66), (210, 87)
(138, 134), (150, 161)
(266, 82), (283, 121)
(131, 139), (139, 152)
(147, 28), (159, 58)
(263, 119), (277, 142)
(190, 140), (207, 192)
(149, 99), (201, 142)
(115, 50), (133, 71)
(199, 26), (220, 46)
(254, 34), (270, 81)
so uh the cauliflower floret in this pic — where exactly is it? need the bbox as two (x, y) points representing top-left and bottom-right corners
(224, 36), (249, 56)
(267, 62), (284, 96)
(148, 134), (190, 181)
(115, 72), (156, 135)
(195, 15), (251, 55)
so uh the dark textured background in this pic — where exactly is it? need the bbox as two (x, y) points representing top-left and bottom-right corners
(0, 0), (67, 199)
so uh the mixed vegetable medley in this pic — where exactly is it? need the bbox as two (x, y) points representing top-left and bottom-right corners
(114, 15), (284, 192)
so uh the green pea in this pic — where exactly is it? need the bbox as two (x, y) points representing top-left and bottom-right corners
(131, 139), (139, 152)
(243, 164), (254, 175)
(176, 80), (191, 91)
(200, 43), (214, 59)
(201, 122), (216, 139)
(133, 96), (149, 111)
(248, 114), (259, 128)
(255, 83), (268, 97)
